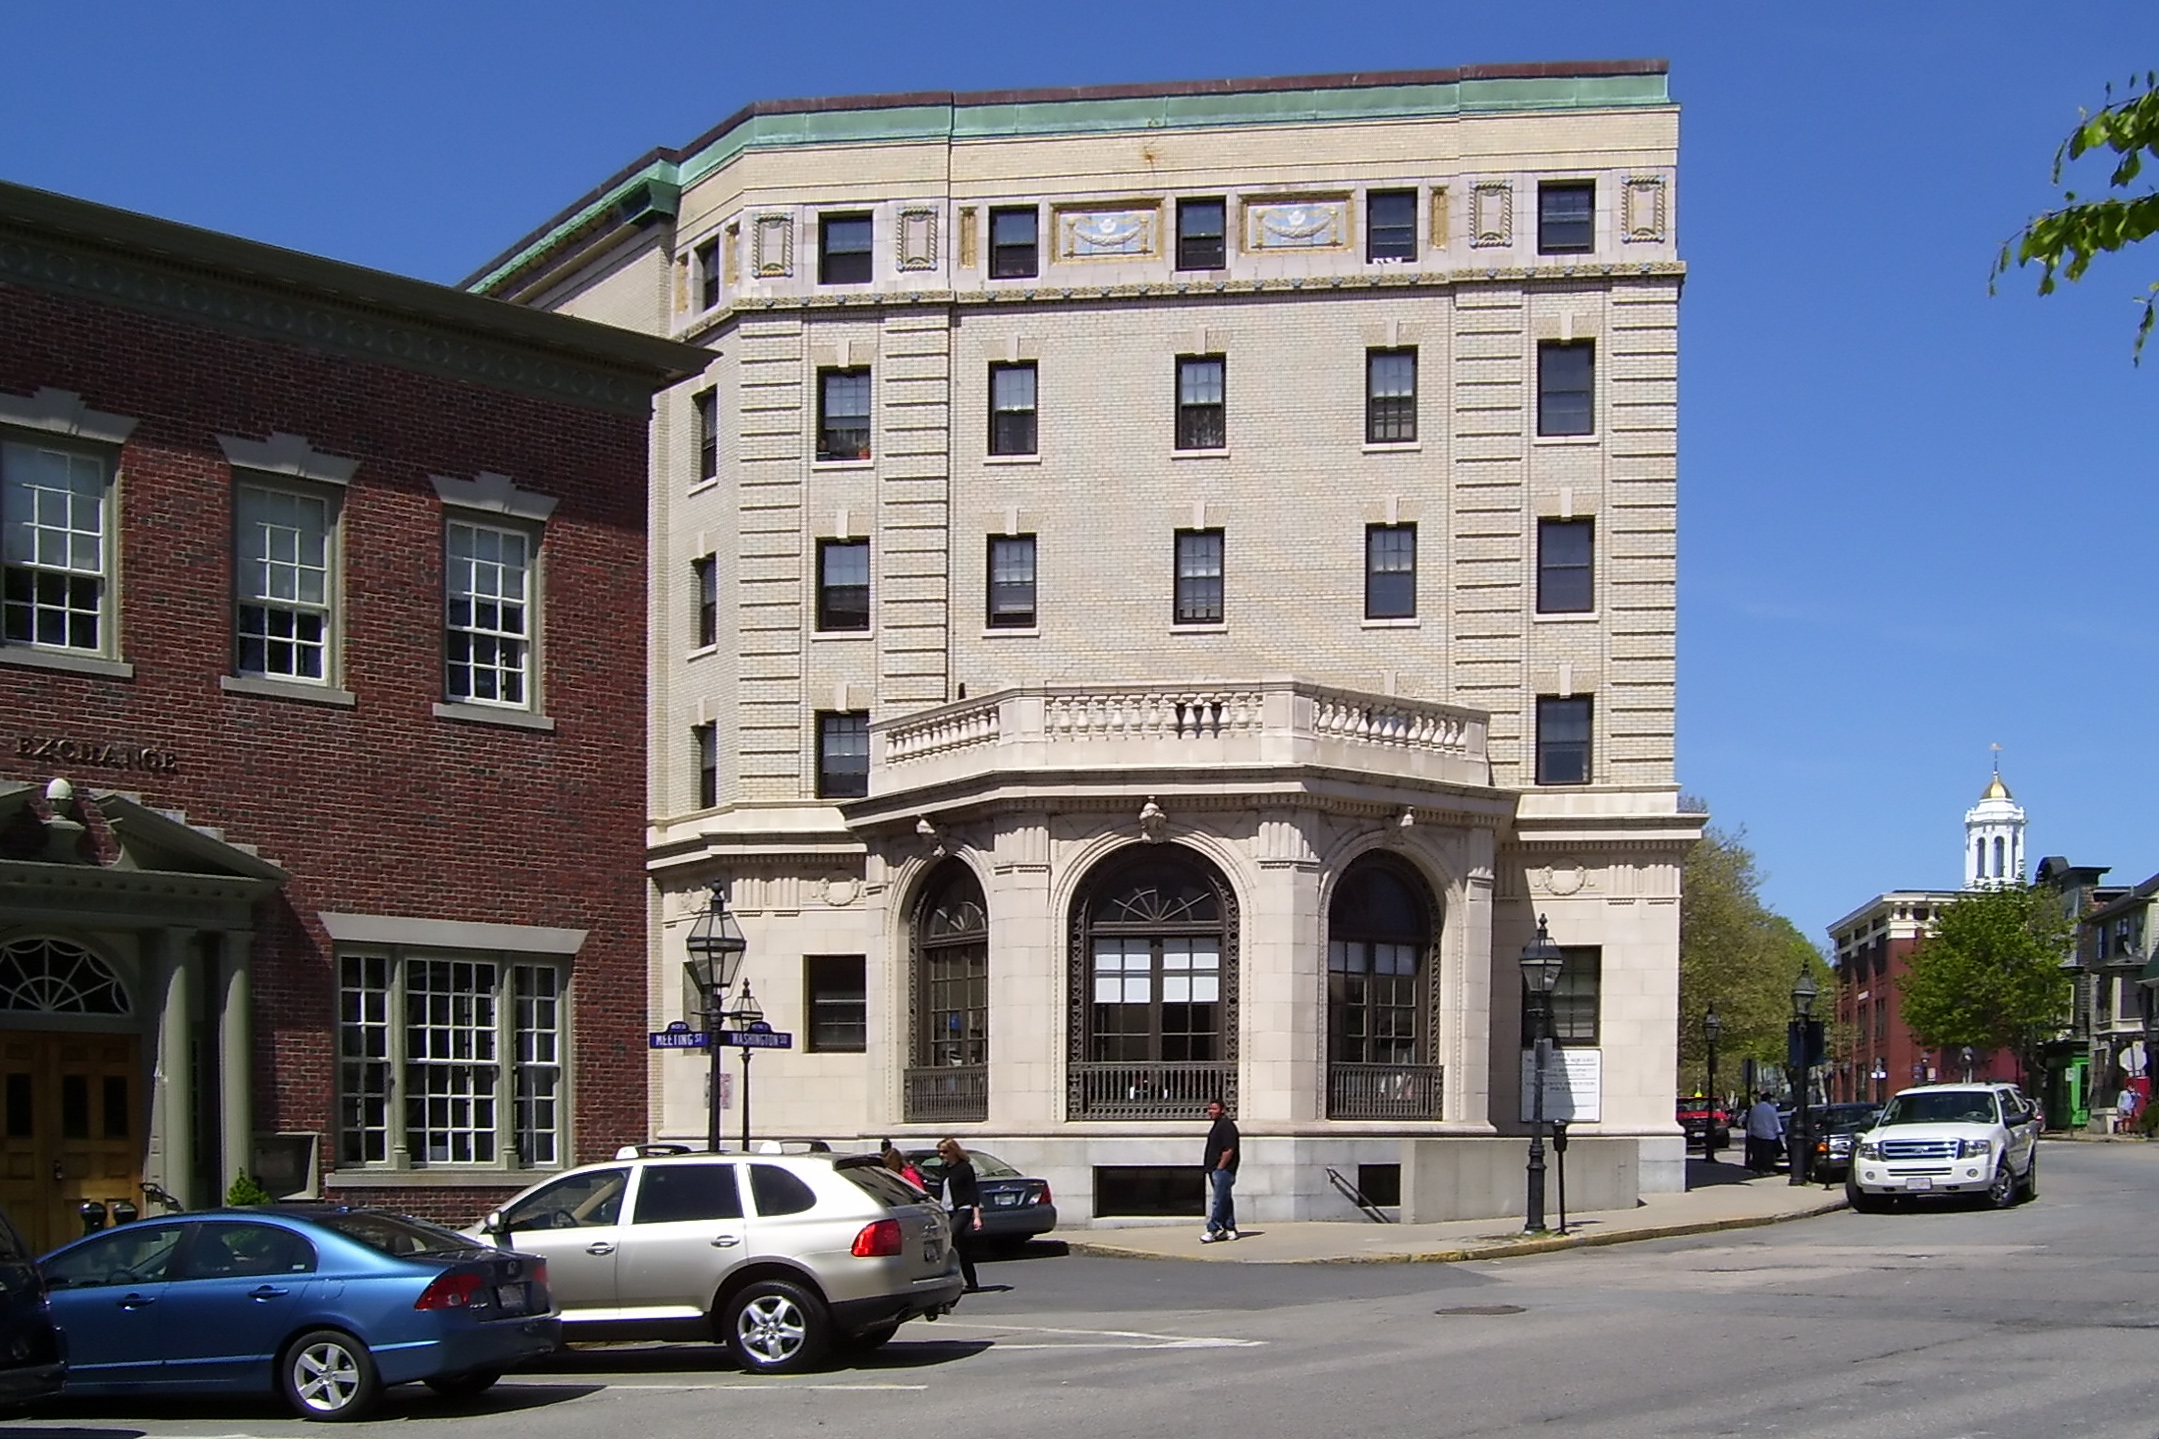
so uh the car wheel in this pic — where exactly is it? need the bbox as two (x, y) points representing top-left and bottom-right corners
(280, 1329), (382, 1421)
(1986, 1158), (2016, 1209)
(424, 1369), (503, 1400)
(2017, 1151), (2039, 1203)
(837, 1321), (900, 1355)
(1845, 1180), (1886, 1214)
(723, 1279), (831, 1375)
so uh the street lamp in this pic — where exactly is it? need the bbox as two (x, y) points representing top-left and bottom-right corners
(1520, 914), (1566, 1232)
(1961, 1045), (1976, 1083)
(683, 885), (747, 1153)
(730, 982), (764, 1152)
(1789, 969), (1819, 1186)
(1703, 1008), (1723, 1163)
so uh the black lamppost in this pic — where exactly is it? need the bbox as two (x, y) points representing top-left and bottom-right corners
(1789, 969), (1818, 1186)
(1703, 1007), (1723, 1164)
(684, 885), (747, 1153)
(1961, 1045), (1976, 1083)
(1520, 915), (1566, 1232)
(730, 982), (764, 1152)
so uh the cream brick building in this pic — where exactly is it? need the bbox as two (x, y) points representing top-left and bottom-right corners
(470, 62), (1701, 1221)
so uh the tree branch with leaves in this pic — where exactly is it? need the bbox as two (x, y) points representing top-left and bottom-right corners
(1897, 882), (2074, 1085)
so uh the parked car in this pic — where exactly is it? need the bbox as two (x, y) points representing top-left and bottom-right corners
(902, 1149), (1057, 1249)
(1675, 1097), (1731, 1151)
(1846, 1083), (2042, 1212)
(0, 1206), (63, 1411)
(38, 1207), (555, 1420)
(1804, 1103), (1884, 1182)
(473, 1149), (963, 1374)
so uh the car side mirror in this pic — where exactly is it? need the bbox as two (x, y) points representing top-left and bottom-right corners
(482, 1209), (508, 1238)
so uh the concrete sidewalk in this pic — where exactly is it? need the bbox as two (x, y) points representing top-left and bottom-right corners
(1063, 1164), (1846, 1265)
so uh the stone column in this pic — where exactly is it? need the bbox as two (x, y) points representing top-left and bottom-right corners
(150, 928), (197, 1209)
(217, 932), (254, 1197)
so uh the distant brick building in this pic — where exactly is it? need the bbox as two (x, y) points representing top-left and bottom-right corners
(0, 179), (702, 1245)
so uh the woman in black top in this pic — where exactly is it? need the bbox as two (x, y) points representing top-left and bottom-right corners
(937, 1137), (983, 1291)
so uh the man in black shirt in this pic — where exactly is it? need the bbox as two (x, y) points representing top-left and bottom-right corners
(1200, 1098), (1239, 1242)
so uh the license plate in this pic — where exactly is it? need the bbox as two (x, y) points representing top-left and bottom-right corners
(1903, 1177), (1933, 1191)
(496, 1283), (529, 1313)
(992, 1192), (1020, 1207)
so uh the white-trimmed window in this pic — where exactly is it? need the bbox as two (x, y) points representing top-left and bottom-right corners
(445, 520), (533, 707)
(338, 951), (565, 1169)
(236, 483), (336, 681)
(2, 439), (112, 653)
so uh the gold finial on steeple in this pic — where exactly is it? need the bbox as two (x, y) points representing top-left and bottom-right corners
(1982, 743), (2011, 801)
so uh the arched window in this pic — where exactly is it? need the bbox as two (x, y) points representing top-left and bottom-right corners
(0, 938), (129, 1015)
(1992, 836), (2006, 879)
(1325, 856), (1440, 1119)
(1974, 837), (1986, 878)
(906, 862), (988, 1123)
(1069, 846), (1237, 1118)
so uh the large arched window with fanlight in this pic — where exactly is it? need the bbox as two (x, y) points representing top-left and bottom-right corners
(905, 861), (988, 1123)
(1325, 855), (1441, 1120)
(1068, 846), (1237, 1120)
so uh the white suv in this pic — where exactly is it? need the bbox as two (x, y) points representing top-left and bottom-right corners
(470, 1147), (963, 1373)
(1846, 1082), (2041, 1212)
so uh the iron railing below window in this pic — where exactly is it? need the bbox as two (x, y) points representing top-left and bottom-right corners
(1327, 1062), (1443, 1121)
(1069, 1061), (1234, 1120)
(904, 1065), (987, 1124)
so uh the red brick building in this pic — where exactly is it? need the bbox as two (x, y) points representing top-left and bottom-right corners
(0, 180), (703, 1246)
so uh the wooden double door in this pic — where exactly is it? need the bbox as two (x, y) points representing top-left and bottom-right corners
(0, 1032), (143, 1253)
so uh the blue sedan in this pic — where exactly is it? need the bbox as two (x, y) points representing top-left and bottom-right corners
(39, 1207), (557, 1420)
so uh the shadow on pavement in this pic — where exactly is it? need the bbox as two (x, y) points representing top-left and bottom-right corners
(27, 1383), (599, 1425)
(541, 1337), (989, 1376)
(1687, 1157), (1771, 1188)
(984, 1238), (1070, 1263)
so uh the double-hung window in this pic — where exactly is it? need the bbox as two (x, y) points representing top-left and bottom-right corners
(1364, 524), (1416, 620)
(816, 711), (870, 799)
(694, 721), (718, 809)
(805, 955), (867, 1053)
(1522, 947), (1601, 1045)
(987, 534), (1037, 628)
(693, 389), (719, 482)
(445, 520), (532, 708)
(693, 554), (718, 648)
(989, 207), (1039, 278)
(818, 213), (872, 285)
(1365, 349), (1417, 443)
(1537, 519), (1593, 613)
(337, 951), (565, 1169)
(1538, 181), (1596, 254)
(235, 482), (336, 682)
(1176, 198), (1226, 270)
(1174, 529), (1224, 625)
(817, 369), (871, 461)
(816, 539), (870, 632)
(1175, 356), (1225, 450)
(695, 237), (721, 309)
(1535, 696), (1593, 785)
(2, 440), (112, 654)
(989, 363), (1037, 456)
(1367, 189), (1417, 261)
(1537, 341), (1594, 437)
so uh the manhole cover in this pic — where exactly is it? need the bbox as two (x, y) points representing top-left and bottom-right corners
(1434, 1305), (1525, 1316)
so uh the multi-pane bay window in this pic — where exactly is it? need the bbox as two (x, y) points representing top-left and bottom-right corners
(1535, 695), (1593, 785)
(1175, 356), (1225, 450)
(816, 710), (870, 799)
(1174, 528), (1224, 625)
(445, 520), (533, 708)
(816, 538), (870, 631)
(338, 952), (564, 1168)
(692, 553), (718, 648)
(1176, 197), (1226, 270)
(805, 955), (867, 1053)
(1538, 180), (1596, 254)
(1365, 524), (1416, 620)
(818, 212), (872, 284)
(1523, 947), (1601, 1045)
(1537, 340), (1594, 437)
(235, 482), (335, 681)
(817, 368), (871, 461)
(1365, 349), (1417, 443)
(1537, 518), (1593, 613)
(2, 439), (111, 653)
(1367, 189), (1417, 261)
(987, 534), (1037, 628)
(988, 206), (1039, 278)
(989, 363), (1037, 455)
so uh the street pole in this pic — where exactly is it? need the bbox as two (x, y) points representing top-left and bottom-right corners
(1527, 1017), (1549, 1231)
(706, 983), (724, 1153)
(740, 1047), (753, 1152)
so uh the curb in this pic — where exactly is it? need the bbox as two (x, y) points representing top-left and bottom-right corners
(1062, 1195), (1849, 1265)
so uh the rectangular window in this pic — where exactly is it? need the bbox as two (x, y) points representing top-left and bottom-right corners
(693, 389), (718, 481)
(989, 362), (1038, 456)
(1538, 180), (1596, 254)
(445, 520), (532, 708)
(987, 534), (1037, 628)
(1364, 524), (1416, 620)
(817, 368), (871, 461)
(694, 721), (717, 808)
(1176, 197), (1226, 270)
(235, 482), (335, 682)
(1537, 518), (1594, 614)
(806, 955), (867, 1053)
(1535, 696), (1593, 785)
(818, 212), (872, 285)
(1174, 528), (1224, 625)
(693, 554), (718, 648)
(816, 711), (870, 799)
(337, 951), (563, 1168)
(816, 538), (870, 632)
(695, 237), (720, 309)
(1, 440), (111, 653)
(1367, 189), (1417, 262)
(1537, 340), (1594, 437)
(1523, 946), (1601, 1045)
(1175, 356), (1225, 450)
(1365, 349), (1417, 443)
(988, 206), (1039, 278)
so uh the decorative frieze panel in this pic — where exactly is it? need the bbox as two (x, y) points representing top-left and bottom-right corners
(1056, 205), (1160, 260)
(1622, 176), (1667, 243)
(897, 207), (940, 271)
(1527, 858), (1593, 898)
(1428, 187), (1449, 250)
(1470, 181), (1513, 248)
(1242, 197), (1350, 252)
(752, 213), (793, 277)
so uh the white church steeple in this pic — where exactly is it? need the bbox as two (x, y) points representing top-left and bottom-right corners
(1964, 746), (2026, 888)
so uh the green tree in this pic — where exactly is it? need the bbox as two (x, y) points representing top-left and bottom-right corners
(1677, 820), (1832, 1101)
(1897, 882), (2074, 1083)
(1994, 72), (2159, 360)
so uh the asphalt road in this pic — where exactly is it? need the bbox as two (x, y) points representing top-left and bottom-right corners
(12, 1140), (2159, 1439)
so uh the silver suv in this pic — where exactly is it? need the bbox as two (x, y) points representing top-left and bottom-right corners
(471, 1147), (962, 1373)
(1846, 1082), (2041, 1212)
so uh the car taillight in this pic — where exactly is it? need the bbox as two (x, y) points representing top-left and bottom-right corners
(529, 1259), (547, 1289)
(852, 1219), (905, 1258)
(1034, 1183), (1051, 1206)
(415, 1271), (487, 1310)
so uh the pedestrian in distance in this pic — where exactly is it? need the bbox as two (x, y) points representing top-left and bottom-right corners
(936, 1137), (984, 1291)
(1200, 1097), (1240, 1242)
(1743, 1091), (1783, 1174)
(879, 1141), (927, 1190)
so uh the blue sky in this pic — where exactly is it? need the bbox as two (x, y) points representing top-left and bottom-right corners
(5, 3), (2155, 936)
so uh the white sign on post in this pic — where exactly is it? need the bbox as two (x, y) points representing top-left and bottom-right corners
(1519, 1047), (1603, 1123)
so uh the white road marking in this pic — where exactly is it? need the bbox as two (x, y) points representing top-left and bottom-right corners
(932, 1320), (1265, 1349)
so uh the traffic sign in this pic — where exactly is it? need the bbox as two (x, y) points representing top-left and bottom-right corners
(649, 1023), (712, 1050)
(715, 1029), (794, 1050)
